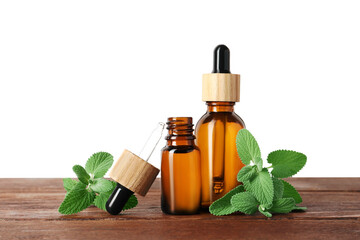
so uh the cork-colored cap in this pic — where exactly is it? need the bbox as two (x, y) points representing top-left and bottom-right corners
(202, 73), (240, 102)
(109, 149), (160, 196)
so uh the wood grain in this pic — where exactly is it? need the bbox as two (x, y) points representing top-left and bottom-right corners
(202, 73), (240, 102)
(0, 178), (359, 239)
(109, 149), (160, 196)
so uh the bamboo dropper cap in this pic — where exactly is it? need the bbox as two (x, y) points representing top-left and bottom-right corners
(109, 149), (160, 196)
(106, 124), (164, 215)
(202, 45), (240, 102)
(108, 123), (164, 198)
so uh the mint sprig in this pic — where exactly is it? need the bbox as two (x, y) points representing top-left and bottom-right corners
(58, 152), (138, 215)
(210, 129), (307, 217)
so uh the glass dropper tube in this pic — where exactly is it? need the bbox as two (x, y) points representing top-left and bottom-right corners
(138, 122), (165, 162)
(106, 122), (165, 215)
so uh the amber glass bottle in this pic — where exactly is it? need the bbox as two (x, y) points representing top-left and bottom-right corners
(195, 45), (246, 207)
(161, 117), (201, 214)
(195, 102), (245, 207)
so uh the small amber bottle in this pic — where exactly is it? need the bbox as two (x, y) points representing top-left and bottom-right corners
(161, 117), (201, 215)
(195, 45), (246, 207)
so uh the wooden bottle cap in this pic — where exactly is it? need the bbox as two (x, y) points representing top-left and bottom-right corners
(202, 73), (240, 102)
(109, 149), (160, 196)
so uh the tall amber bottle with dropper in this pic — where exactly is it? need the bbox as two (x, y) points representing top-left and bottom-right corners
(195, 45), (246, 207)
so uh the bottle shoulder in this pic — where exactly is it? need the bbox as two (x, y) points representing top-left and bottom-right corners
(162, 145), (200, 153)
(195, 111), (246, 129)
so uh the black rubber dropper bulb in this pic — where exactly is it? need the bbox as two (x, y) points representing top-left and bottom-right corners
(212, 44), (231, 73)
(106, 183), (134, 215)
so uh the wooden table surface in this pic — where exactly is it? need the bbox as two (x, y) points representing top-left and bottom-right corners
(0, 178), (359, 239)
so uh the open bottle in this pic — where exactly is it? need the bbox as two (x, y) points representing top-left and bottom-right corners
(161, 117), (201, 214)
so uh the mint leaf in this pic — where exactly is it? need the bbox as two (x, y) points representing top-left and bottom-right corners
(269, 198), (295, 213)
(63, 178), (78, 192)
(254, 157), (263, 171)
(236, 129), (261, 165)
(72, 165), (90, 185)
(267, 150), (306, 178)
(209, 185), (245, 216)
(85, 152), (114, 178)
(281, 180), (302, 204)
(230, 192), (259, 215)
(58, 182), (95, 215)
(94, 181), (116, 211)
(244, 168), (274, 205)
(237, 165), (257, 182)
(94, 181), (138, 212)
(258, 206), (272, 217)
(123, 195), (138, 210)
(94, 192), (111, 211)
(273, 177), (284, 200)
(90, 179), (114, 193)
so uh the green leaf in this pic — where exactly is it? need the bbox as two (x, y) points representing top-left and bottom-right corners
(94, 182), (138, 212)
(281, 179), (302, 204)
(63, 178), (78, 192)
(254, 157), (263, 171)
(230, 192), (259, 215)
(90, 179), (114, 193)
(244, 168), (274, 205)
(72, 165), (90, 185)
(94, 181), (116, 211)
(237, 166), (257, 182)
(85, 152), (114, 178)
(123, 195), (138, 210)
(293, 206), (307, 211)
(273, 177), (284, 200)
(258, 206), (272, 217)
(269, 198), (295, 213)
(236, 129), (261, 165)
(93, 192), (110, 211)
(267, 150), (307, 178)
(209, 185), (245, 216)
(58, 182), (95, 215)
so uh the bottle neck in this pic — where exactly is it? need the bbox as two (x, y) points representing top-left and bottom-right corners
(206, 101), (235, 112)
(165, 117), (195, 147)
(166, 137), (195, 146)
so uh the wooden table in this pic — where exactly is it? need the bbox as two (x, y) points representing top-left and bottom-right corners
(0, 178), (359, 239)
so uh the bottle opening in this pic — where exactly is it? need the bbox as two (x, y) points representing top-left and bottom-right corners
(166, 117), (194, 139)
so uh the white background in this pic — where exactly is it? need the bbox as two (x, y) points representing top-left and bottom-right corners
(1, 0), (359, 177)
